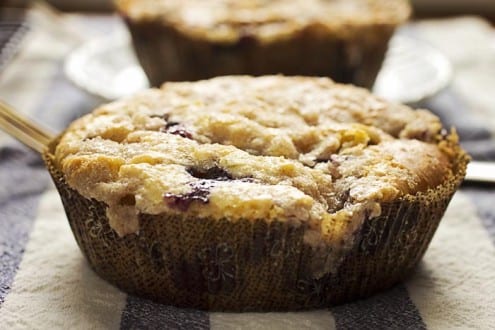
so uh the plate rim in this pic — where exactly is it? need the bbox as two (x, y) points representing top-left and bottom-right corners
(373, 34), (453, 105)
(64, 33), (149, 101)
(65, 33), (453, 104)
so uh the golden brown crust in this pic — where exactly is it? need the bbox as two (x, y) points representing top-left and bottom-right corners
(54, 76), (457, 241)
(115, 0), (411, 43)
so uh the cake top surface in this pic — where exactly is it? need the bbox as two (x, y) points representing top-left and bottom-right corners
(115, 0), (411, 42)
(54, 76), (457, 241)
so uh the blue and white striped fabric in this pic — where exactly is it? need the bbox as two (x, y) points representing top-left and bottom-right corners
(0, 12), (494, 330)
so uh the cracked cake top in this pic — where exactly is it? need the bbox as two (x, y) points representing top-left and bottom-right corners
(54, 76), (456, 241)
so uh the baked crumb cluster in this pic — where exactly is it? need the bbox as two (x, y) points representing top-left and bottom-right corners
(55, 76), (454, 242)
(115, 0), (411, 42)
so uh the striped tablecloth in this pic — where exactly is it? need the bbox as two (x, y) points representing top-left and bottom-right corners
(0, 10), (494, 330)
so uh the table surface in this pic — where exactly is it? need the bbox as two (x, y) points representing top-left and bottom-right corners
(0, 9), (494, 330)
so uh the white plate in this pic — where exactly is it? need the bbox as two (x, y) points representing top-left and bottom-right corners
(64, 34), (149, 101)
(373, 34), (453, 104)
(65, 34), (452, 104)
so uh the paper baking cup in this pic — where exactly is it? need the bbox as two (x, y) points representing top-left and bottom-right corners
(123, 18), (396, 89)
(43, 141), (468, 311)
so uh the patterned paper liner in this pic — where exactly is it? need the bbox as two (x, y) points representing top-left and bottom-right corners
(43, 138), (468, 311)
(123, 16), (397, 89)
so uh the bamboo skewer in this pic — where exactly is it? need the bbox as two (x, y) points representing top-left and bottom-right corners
(0, 100), (55, 153)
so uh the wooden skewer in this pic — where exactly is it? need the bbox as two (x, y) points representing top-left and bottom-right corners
(0, 100), (55, 153)
(0, 111), (51, 146)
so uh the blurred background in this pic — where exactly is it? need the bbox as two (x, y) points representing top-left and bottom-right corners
(2, 0), (495, 20)
(0, 0), (495, 137)
(1, 0), (495, 20)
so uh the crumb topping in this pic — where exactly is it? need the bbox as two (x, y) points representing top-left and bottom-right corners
(55, 76), (454, 242)
(115, 0), (411, 43)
